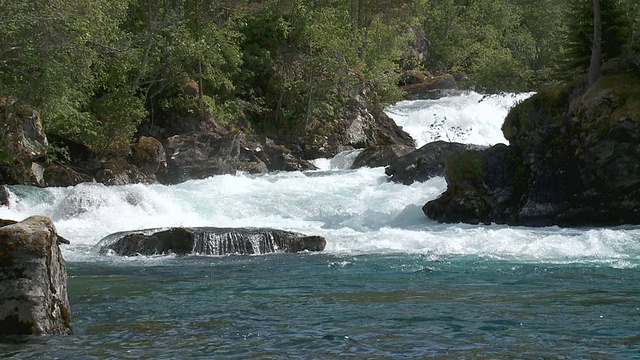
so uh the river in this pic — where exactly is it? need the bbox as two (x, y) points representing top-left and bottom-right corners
(1, 92), (639, 359)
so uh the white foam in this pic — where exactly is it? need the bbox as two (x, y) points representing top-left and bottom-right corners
(312, 149), (363, 170)
(386, 91), (534, 147)
(1, 92), (638, 266)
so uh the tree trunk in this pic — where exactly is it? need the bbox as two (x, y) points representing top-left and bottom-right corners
(588, 0), (601, 87)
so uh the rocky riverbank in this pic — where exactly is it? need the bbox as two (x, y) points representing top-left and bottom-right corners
(0, 86), (415, 187)
(424, 47), (640, 226)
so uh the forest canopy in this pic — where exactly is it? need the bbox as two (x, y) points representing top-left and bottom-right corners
(1, 0), (637, 154)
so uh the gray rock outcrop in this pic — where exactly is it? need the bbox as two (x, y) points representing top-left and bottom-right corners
(424, 51), (640, 226)
(385, 141), (482, 185)
(98, 227), (327, 256)
(351, 144), (415, 169)
(294, 86), (415, 160)
(0, 104), (48, 186)
(0, 186), (10, 207)
(0, 216), (72, 336)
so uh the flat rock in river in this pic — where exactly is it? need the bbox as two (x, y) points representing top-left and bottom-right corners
(98, 227), (327, 256)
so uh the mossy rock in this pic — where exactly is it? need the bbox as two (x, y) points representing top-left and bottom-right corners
(445, 150), (484, 187)
(503, 85), (573, 144)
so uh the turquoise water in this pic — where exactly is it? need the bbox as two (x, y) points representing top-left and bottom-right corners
(2, 254), (639, 359)
(2, 92), (639, 358)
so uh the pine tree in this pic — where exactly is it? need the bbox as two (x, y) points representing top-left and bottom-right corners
(562, 0), (631, 76)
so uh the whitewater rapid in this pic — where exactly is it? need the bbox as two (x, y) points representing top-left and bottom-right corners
(386, 92), (534, 147)
(1, 91), (639, 267)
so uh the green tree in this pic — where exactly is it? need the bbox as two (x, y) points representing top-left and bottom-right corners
(122, 0), (242, 124)
(236, 0), (412, 137)
(588, 0), (602, 86)
(561, 0), (632, 77)
(0, 0), (147, 155)
(419, 0), (567, 91)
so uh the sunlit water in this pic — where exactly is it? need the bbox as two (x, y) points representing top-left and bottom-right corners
(2, 91), (639, 359)
(386, 92), (534, 147)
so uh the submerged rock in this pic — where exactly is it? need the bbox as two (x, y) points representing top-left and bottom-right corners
(98, 227), (327, 256)
(0, 216), (72, 336)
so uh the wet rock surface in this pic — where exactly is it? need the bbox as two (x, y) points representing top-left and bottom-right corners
(385, 141), (482, 185)
(99, 227), (327, 256)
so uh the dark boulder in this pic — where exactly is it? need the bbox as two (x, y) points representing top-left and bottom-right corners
(98, 227), (327, 256)
(0, 219), (17, 227)
(43, 163), (94, 187)
(95, 157), (152, 185)
(151, 128), (238, 184)
(423, 144), (518, 225)
(386, 141), (483, 185)
(401, 74), (461, 101)
(38, 136), (100, 186)
(400, 70), (431, 86)
(131, 136), (167, 175)
(0, 186), (10, 207)
(351, 144), (415, 169)
(256, 138), (317, 172)
(0, 216), (72, 336)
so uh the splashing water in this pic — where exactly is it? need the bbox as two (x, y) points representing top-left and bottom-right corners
(3, 92), (640, 360)
(1, 92), (638, 267)
(386, 91), (534, 147)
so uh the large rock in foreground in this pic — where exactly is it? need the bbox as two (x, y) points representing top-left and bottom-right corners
(0, 216), (72, 336)
(98, 227), (327, 256)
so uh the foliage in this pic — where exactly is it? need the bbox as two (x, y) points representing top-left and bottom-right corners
(560, 0), (634, 77)
(234, 0), (411, 137)
(419, 0), (567, 91)
(2, 0), (636, 158)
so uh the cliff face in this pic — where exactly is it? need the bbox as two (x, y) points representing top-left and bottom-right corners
(425, 50), (640, 226)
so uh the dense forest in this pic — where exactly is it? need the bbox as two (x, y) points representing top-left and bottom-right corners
(1, 0), (638, 158)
